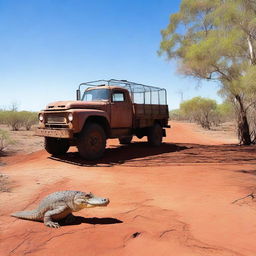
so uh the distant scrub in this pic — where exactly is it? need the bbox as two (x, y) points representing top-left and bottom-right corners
(0, 110), (38, 131)
(0, 129), (14, 152)
(170, 97), (235, 130)
(169, 109), (184, 121)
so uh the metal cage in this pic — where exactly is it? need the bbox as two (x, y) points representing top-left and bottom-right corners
(78, 79), (167, 105)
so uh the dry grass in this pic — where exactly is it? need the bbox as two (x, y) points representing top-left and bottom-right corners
(188, 121), (238, 144)
(0, 173), (10, 192)
(0, 125), (43, 155)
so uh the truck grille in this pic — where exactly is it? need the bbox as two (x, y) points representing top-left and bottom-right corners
(46, 115), (66, 124)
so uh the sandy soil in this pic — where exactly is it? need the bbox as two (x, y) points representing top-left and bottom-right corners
(0, 122), (256, 256)
(0, 125), (43, 156)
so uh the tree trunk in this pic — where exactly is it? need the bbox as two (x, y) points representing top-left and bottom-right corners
(235, 95), (252, 145)
(247, 36), (256, 65)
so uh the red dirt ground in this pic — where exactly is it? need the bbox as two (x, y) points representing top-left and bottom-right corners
(0, 122), (256, 256)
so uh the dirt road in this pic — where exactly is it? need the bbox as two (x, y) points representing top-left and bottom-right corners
(1, 122), (256, 256)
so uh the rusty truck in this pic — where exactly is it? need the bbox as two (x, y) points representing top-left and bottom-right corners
(35, 79), (170, 160)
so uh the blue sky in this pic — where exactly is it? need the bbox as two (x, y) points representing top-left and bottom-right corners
(0, 0), (221, 111)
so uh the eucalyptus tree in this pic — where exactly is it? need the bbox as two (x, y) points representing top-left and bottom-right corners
(160, 0), (256, 144)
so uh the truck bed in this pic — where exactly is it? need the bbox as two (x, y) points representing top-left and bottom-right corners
(133, 104), (169, 128)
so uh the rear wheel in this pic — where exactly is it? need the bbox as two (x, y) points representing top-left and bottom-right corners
(147, 123), (163, 146)
(77, 123), (106, 160)
(119, 136), (133, 145)
(44, 137), (70, 156)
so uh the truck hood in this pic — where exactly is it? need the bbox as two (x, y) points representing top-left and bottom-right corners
(45, 101), (108, 111)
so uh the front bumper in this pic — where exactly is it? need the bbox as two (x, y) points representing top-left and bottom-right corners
(35, 128), (73, 138)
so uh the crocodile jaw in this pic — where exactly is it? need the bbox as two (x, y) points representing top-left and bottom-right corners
(86, 197), (110, 208)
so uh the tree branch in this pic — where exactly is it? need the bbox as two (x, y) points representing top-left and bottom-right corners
(211, 65), (232, 81)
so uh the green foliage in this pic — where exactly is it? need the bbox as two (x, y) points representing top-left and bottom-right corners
(0, 129), (14, 152)
(169, 109), (185, 120)
(0, 110), (38, 131)
(171, 98), (235, 129)
(19, 111), (38, 130)
(160, 0), (256, 144)
(171, 96), (236, 129)
(0, 111), (24, 131)
(180, 97), (217, 129)
(216, 102), (235, 122)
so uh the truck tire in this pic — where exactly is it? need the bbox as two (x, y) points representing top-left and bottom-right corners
(147, 123), (163, 146)
(119, 136), (133, 145)
(44, 137), (70, 156)
(77, 123), (106, 160)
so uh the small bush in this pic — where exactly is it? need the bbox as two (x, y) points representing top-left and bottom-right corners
(180, 97), (217, 129)
(19, 111), (38, 130)
(216, 102), (235, 122)
(0, 110), (38, 131)
(0, 129), (14, 152)
(0, 111), (24, 131)
(0, 173), (10, 192)
(169, 109), (186, 121)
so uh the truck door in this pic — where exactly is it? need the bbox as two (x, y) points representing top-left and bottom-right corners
(110, 90), (133, 128)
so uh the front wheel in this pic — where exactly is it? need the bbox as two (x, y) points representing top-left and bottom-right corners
(147, 123), (163, 146)
(77, 123), (106, 160)
(44, 137), (70, 156)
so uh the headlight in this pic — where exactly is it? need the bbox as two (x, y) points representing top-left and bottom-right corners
(39, 114), (44, 122)
(68, 113), (73, 122)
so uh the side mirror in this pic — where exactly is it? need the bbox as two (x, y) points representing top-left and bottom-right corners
(76, 90), (81, 101)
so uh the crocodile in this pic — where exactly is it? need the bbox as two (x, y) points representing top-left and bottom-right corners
(11, 190), (110, 228)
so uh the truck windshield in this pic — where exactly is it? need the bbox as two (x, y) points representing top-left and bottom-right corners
(82, 89), (109, 102)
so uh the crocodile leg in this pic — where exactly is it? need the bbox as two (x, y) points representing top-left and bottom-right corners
(43, 205), (68, 228)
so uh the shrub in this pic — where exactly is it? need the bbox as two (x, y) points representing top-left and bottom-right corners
(216, 102), (235, 123)
(19, 111), (38, 130)
(0, 129), (14, 152)
(180, 97), (217, 129)
(0, 111), (23, 131)
(0, 111), (38, 131)
(169, 109), (185, 121)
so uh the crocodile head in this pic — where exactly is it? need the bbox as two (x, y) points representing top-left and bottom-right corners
(74, 191), (110, 209)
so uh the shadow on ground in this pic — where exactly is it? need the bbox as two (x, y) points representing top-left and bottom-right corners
(237, 169), (256, 175)
(59, 216), (123, 226)
(49, 142), (256, 167)
(49, 142), (188, 167)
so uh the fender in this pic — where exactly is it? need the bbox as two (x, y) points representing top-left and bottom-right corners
(71, 109), (110, 133)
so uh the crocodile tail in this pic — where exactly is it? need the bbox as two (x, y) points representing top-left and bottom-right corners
(11, 209), (41, 221)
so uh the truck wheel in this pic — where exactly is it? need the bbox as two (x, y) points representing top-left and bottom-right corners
(77, 123), (106, 160)
(147, 123), (163, 146)
(119, 136), (133, 145)
(44, 137), (70, 156)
